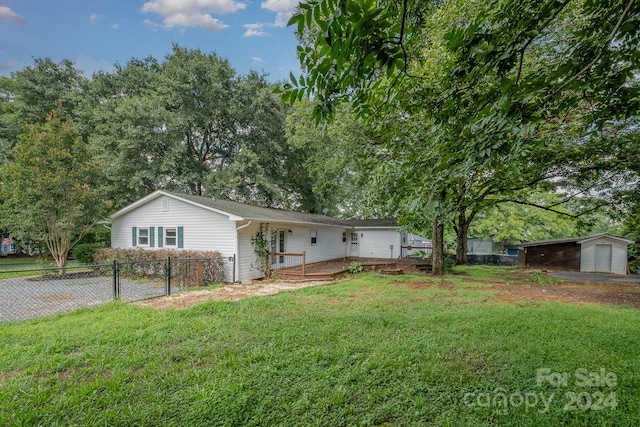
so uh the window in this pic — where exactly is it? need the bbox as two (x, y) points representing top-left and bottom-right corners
(162, 198), (170, 211)
(310, 230), (317, 245)
(351, 232), (358, 245)
(138, 228), (149, 246)
(165, 228), (177, 247)
(342, 232), (347, 243)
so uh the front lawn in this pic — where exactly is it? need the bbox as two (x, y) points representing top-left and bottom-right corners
(0, 266), (638, 425)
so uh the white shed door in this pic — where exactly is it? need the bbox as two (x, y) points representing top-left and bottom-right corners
(595, 244), (612, 272)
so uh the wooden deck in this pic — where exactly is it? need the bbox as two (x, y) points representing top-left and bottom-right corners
(274, 257), (431, 281)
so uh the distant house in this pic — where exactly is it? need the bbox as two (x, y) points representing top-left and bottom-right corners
(467, 236), (519, 255)
(0, 238), (15, 255)
(402, 233), (432, 257)
(110, 190), (406, 283)
(518, 234), (635, 275)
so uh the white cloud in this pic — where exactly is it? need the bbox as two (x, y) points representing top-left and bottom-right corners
(143, 19), (161, 31)
(243, 23), (267, 37)
(0, 59), (19, 70)
(89, 13), (104, 24)
(0, 6), (25, 24)
(164, 12), (229, 32)
(261, 0), (298, 13)
(273, 11), (293, 27)
(261, 0), (297, 27)
(141, 0), (245, 32)
(142, 0), (246, 15)
(111, 23), (120, 29)
(251, 57), (264, 64)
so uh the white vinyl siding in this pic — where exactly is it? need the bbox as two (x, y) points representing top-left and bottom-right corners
(356, 229), (402, 258)
(111, 195), (237, 281)
(580, 237), (629, 275)
(237, 222), (349, 283)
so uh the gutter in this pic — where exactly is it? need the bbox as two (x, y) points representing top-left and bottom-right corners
(234, 220), (252, 283)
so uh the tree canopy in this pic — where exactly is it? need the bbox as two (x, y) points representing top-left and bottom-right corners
(0, 104), (110, 269)
(283, 0), (640, 272)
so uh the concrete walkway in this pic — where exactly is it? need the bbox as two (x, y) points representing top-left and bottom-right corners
(548, 271), (640, 284)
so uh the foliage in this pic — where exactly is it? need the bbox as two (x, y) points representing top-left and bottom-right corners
(285, 100), (384, 217)
(85, 46), (310, 211)
(283, 0), (640, 273)
(93, 248), (226, 284)
(250, 223), (273, 278)
(530, 272), (564, 286)
(0, 104), (110, 270)
(348, 261), (363, 274)
(1, 268), (639, 425)
(470, 193), (579, 246)
(622, 205), (640, 274)
(444, 253), (457, 272)
(76, 224), (111, 247)
(71, 243), (105, 264)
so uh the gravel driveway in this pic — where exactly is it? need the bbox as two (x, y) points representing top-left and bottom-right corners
(548, 271), (640, 284)
(0, 274), (174, 322)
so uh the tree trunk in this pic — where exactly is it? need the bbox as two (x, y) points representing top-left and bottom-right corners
(432, 215), (445, 275)
(455, 208), (469, 265)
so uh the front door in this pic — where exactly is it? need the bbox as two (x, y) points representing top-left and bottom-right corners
(271, 229), (287, 267)
(595, 244), (612, 272)
(350, 232), (359, 256)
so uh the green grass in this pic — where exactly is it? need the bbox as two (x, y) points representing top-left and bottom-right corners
(1, 267), (638, 426)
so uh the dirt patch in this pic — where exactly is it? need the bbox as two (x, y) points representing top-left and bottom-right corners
(392, 280), (435, 289)
(36, 293), (75, 302)
(134, 274), (640, 311)
(495, 281), (640, 308)
(136, 280), (333, 310)
(0, 368), (24, 386)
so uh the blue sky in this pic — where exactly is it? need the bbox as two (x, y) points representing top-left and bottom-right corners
(0, 0), (301, 81)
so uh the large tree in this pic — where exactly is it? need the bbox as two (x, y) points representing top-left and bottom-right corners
(285, 100), (386, 217)
(1, 104), (110, 270)
(88, 46), (302, 210)
(284, 0), (640, 273)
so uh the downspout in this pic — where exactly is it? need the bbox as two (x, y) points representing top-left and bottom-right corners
(235, 220), (252, 283)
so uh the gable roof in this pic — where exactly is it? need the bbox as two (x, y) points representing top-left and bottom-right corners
(577, 233), (634, 245)
(518, 233), (634, 248)
(345, 219), (398, 228)
(111, 190), (396, 229)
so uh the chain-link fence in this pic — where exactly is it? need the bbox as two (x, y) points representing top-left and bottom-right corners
(0, 256), (232, 323)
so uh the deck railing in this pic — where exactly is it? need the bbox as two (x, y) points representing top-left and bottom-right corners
(401, 245), (433, 258)
(272, 252), (306, 275)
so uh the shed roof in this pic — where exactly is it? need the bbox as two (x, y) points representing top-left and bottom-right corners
(518, 233), (634, 248)
(576, 233), (634, 245)
(344, 219), (398, 228)
(111, 190), (398, 229)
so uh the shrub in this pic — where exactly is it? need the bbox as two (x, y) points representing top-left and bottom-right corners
(348, 262), (363, 274)
(94, 248), (226, 285)
(444, 253), (457, 272)
(72, 243), (105, 264)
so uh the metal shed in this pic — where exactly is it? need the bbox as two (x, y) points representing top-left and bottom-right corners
(518, 234), (634, 275)
(577, 234), (634, 275)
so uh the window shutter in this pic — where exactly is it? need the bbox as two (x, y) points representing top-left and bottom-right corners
(149, 227), (155, 247)
(132, 227), (137, 247)
(157, 227), (163, 248)
(177, 226), (184, 248)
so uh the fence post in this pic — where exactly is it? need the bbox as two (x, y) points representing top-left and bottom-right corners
(302, 252), (306, 275)
(166, 256), (172, 296)
(112, 260), (119, 300)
